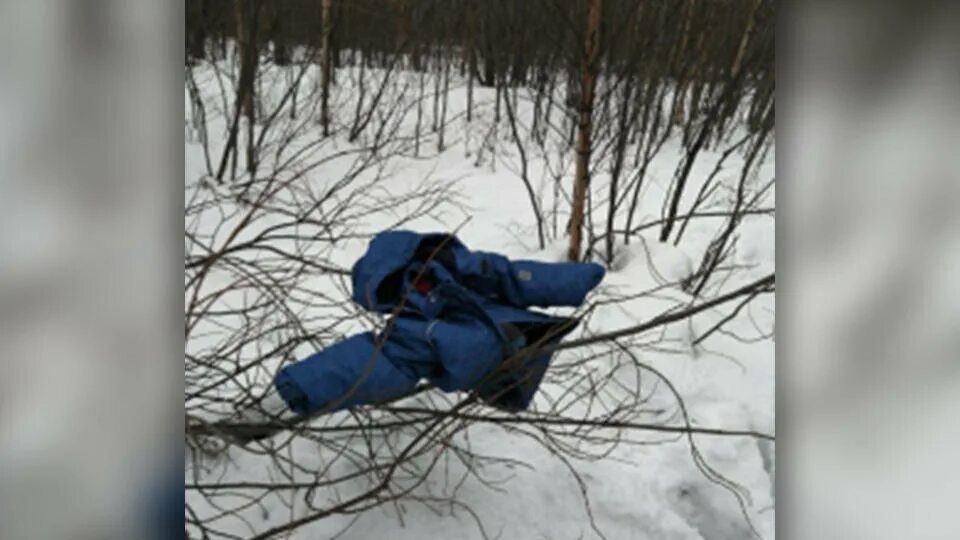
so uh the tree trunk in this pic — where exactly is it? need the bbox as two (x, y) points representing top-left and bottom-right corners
(605, 78), (633, 264)
(235, 0), (257, 124)
(438, 57), (449, 152)
(567, 0), (603, 262)
(481, 53), (495, 87)
(466, 3), (476, 123)
(432, 49), (441, 132)
(467, 46), (474, 123)
(319, 0), (333, 137)
(414, 67), (424, 156)
(188, 0), (207, 63)
(730, 0), (761, 79)
(214, 0), (259, 181)
(270, 2), (288, 66)
(237, 1), (259, 174)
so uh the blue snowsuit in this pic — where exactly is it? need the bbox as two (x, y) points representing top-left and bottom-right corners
(274, 231), (605, 415)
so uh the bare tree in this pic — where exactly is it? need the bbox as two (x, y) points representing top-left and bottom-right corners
(568, 0), (603, 262)
(319, 0), (333, 137)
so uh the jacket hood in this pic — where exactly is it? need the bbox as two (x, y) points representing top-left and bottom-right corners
(351, 230), (462, 313)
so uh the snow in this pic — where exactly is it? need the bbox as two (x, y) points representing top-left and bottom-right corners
(186, 56), (774, 539)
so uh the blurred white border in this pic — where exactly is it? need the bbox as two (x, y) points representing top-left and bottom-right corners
(782, 1), (960, 538)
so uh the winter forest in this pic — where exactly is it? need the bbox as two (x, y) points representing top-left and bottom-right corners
(184, 0), (775, 538)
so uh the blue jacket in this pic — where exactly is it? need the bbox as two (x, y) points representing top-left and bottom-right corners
(274, 231), (605, 415)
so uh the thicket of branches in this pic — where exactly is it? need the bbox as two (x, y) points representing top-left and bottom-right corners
(185, 1), (775, 538)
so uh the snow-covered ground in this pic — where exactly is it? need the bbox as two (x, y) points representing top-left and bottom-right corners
(186, 55), (774, 539)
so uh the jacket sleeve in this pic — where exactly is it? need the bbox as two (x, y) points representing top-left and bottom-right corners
(458, 250), (606, 308)
(274, 332), (420, 416)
